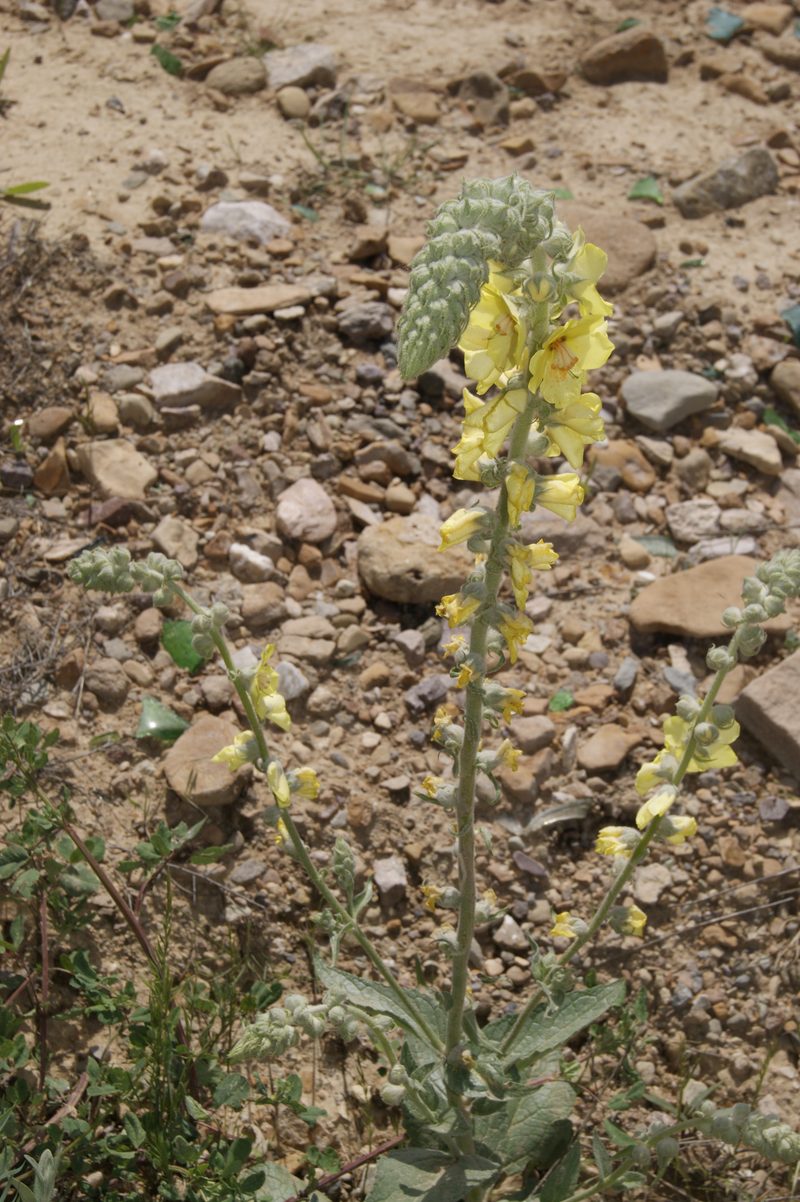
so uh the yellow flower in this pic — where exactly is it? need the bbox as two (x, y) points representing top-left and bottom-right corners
(635, 751), (673, 797)
(529, 316), (614, 408)
(507, 540), (558, 609)
(566, 234), (614, 319)
(421, 883), (443, 912)
(251, 643), (279, 703)
(274, 818), (289, 846)
(620, 904), (647, 937)
(501, 688), (525, 723)
(436, 592), (482, 627)
(456, 661), (475, 688)
(439, 507), (487, 551)
(452, 387), (528, 481)
(495, 738), (521, 771)
(458, 280), (526, 394)
(663, 714), (739, 772)
(268, 760), (292, 809)
(661, 815), (698, 845)
(534, 473), (585, 522)
(498, 612), (533, 664)
(636, 784), (677, 831)
(211, 731), (255, 771)
(442, 634), (467, 657)
(256, 692), (291, 732)
(250, 643), (291, 730)
(543, 393), (606, 470)
(291, 766), (319, 800)
(506, 462), (535, 528)
(551, 911), (576, 939)
(595, 826), (638, 858)
(421, 774), (444, 797)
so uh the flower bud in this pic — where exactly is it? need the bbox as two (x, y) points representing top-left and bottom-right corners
(706, 645), (735, 672)
(711, 704), (735, 729)
(676, 695), (701, 721)
(380, 1082), (406, 1107)
(742, 603), (766, 623)
(722, 607), (742, 628)
(694, 722), (719, 746)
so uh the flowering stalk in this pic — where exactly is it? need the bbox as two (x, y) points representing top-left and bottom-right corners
(446, 402), (535, 1057)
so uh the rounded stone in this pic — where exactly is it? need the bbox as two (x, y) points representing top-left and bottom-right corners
(205, 57), (267, 96)
(357, 512), (473, 604)
(276, 85), (311, 120)
(163, 715), (248, 807)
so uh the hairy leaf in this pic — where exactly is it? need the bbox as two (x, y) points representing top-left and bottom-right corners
(541, 1141), (581, 1202)
(366, 1149), (499, 1202)
(475, 1081), (575, 1174)
(315, 958), (443, 1043)
(485, 980), (626, 1067)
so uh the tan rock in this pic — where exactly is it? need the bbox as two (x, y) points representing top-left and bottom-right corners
(737, 650), (800, 778)
(743, 2), (793, 33)
(387, 235), (425, 266)
(505, 66), (566, 96)
(718, 73), (769, 104)
(276, 85), (310, 119)
(629, 555), (793, 638)
(205, 283), (312, 316)
(389, 80), (442, 124)
(77, 440), (157, 500)
(589, 439), (656, 493)
(27, 406), (74, 442)
(581, 27), (668, 85)
(577, 723), (642, 772)
(771, 359), (800, 415)
(357, 512), (473, 603)
(164, 714), (248, 806)
(34, 438), (70, 495)
(619, 534), (651, 569)
(87, 392), (119, 434)
(556, 203), (657, 293)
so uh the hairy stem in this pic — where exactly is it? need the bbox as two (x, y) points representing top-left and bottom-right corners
(446, 399), (536, 1058)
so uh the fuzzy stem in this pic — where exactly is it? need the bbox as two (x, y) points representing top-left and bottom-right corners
(173, 588), (443, 1055)
(446, 399), (536, 1059)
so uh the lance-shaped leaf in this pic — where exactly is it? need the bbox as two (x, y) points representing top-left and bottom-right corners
(315, 958), (443, 1044)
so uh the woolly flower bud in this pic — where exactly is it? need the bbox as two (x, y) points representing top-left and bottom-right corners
(738, 624), (767, 658)
(706, 645), (735, 672)
(332, 836), (356, 895)
(742, 602), (767, 623)
(676, 695), (701, 722)
(68, 546), (135, 594)
(722, 606), (742, 628)
(742, 576), (767, 604)
(711, 703), (735, 729)
(764, 594), (785, 618)
(380, 1082), (407, 1107)
(694, 722), (719, 746)
(131, 552), (184, 599)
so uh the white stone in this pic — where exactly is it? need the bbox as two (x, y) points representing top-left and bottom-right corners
(200, 201), (291, 244)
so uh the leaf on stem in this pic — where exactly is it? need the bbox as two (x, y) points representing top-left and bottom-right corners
(474, 1081), (575, 1175)
(135, 696), (189, 741)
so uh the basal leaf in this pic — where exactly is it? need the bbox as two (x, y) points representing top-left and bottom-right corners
(541, 1141), (581, 1202)
(628, 175), (664, 206)
(135, 696), (189, 741)
(551, 187), (574, 200)
(212, 1072), (249, 1109)
(764, 406), (800, 444)
(548, 689), (574, 712)
(365, 1149), (499, 1202)
(474, 1082), (575, 1175)
(161, 618), (205, 673)
(2, 181), (49, 196)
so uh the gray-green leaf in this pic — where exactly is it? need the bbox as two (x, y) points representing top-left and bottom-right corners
(365, 1149), (500, 1202)
(475, 1081), (575, 1174)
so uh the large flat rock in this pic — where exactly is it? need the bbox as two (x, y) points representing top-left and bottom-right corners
(164, 714), (248, 807)
(205, 283), (312, 316)
(629, 555), (792, 638)
(737, 650), (800, 778)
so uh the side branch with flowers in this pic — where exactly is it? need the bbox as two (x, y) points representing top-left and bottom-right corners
(68, 176), (800, 1202)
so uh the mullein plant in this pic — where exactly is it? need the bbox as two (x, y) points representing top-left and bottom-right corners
(68, 176), (800, 1201)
